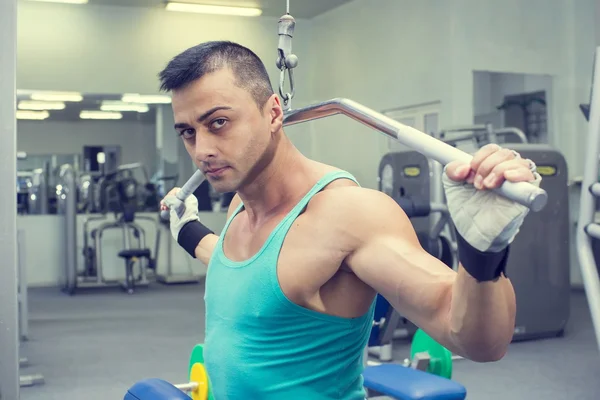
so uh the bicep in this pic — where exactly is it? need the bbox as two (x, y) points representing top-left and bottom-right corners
(345, 201), (456, 345)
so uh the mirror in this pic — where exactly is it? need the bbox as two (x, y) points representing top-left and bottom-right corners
(15, 90), (233, 216)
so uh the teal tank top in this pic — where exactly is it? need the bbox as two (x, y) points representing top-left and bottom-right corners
(203, 171), (376, 400)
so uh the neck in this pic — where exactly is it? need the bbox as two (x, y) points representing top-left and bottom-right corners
(237, 135), (311, 225)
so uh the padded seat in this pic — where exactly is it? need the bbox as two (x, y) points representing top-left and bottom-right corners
(363, 364), (467, 400)
(124, 378), (189, 400)
(118, 249), (151, 259)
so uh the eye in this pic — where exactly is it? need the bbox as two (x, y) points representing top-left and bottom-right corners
(210, 118), (228, 130)
(179, 129), (195, 140)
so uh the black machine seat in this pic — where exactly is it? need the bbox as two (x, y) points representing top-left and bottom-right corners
(118, 249), (151, 260)
(118, 248), (152, 294)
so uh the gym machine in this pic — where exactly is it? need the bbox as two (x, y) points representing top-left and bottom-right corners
(58, 164), (78, 295)
(439, 123), (528, 148)
(81, 165), (158, 286)
(502, 143), (570, 341)
(60, 163), (161, 295)
(577, 45), (600, 354)
(80, 217), (153, 293)
(16, 166), (50, 215)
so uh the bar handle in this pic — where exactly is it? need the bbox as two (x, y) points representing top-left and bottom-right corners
(159, 170), (206, 220)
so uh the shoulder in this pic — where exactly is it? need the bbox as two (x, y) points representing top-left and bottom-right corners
(306, 186), (415, 246)
(310, 186), (408, 220)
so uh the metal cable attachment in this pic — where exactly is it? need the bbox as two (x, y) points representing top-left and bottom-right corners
(276, 13), (298, 111)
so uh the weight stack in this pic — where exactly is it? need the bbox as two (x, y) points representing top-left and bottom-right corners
(503, 144), (570, 341)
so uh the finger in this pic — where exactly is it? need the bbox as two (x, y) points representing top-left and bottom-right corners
(483, 159), (534, 188)
(161, 195), (178, 209)
(444, 161), (472, 182)
(473, 148), (515, 189)
(166, 187), (181, 197)
(161, 188), (181, 205)
(470, 143), (501, 172)
(504, 167), (536, 183)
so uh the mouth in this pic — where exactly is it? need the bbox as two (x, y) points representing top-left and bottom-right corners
(204, 166), (230, 176)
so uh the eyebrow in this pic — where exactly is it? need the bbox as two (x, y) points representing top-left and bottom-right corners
(174, 106), (233, 130)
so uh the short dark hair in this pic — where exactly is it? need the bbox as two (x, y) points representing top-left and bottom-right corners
(158, 41), (275, 109)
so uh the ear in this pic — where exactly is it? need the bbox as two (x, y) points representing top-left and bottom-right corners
(266, 94), (284, 133)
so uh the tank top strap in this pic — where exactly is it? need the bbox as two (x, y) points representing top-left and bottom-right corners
(217, 170), (359, 246)
(219, 200), (245, 236)
(264, 170), (359, 245)
(282, 170), (358, 224)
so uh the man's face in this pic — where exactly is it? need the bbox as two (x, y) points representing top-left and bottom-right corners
(171, 68), (282, 193)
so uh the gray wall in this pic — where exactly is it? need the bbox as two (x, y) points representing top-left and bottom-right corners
(16, 2), (309, 97)
(308, 0), (596, 188)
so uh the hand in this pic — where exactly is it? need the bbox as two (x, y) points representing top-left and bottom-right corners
(442, 144), (542, 252)
(160, 188), (200, 242)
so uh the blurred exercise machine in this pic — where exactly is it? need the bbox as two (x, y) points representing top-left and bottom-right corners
(16, 152), (81, 215)
(60, 163), (161, 295)
(502, 143), (570, 340)
(17, 166), (50, 215)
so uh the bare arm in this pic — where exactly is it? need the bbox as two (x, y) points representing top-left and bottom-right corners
(345, 188), (515, 362)
(194, 193), (242, 265)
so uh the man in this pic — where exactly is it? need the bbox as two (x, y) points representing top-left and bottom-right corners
(159, 41), (541, 399)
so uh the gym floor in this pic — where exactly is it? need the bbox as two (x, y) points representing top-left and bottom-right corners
(19, 284), (600, 400)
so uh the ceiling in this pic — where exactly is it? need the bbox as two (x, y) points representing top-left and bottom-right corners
(16, 92), (158, 123)
(27, 0), (354, 19)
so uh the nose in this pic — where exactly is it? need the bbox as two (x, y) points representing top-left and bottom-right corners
(193, 132), (218, 163)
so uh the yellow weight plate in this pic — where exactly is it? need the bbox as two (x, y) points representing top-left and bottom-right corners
(189, 362), (208, 400)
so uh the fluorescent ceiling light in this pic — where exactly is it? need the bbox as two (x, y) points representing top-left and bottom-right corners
(122, 93), (172, 104)
(30, 91), (83, 102)
(18, 101), (66, 111)
(165, 2), (263, 17)
(26, 0), (89, 4)
(80, 110), (123, 120)
(16, 110), (50, 120)
(100, 101), (150, 113)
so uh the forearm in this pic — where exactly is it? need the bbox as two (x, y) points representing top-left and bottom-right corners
(177, 220), (218, 265)
(194, 234), (219, 265)
(449, 266), (516, 362)
(447, 234), (516, 362)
